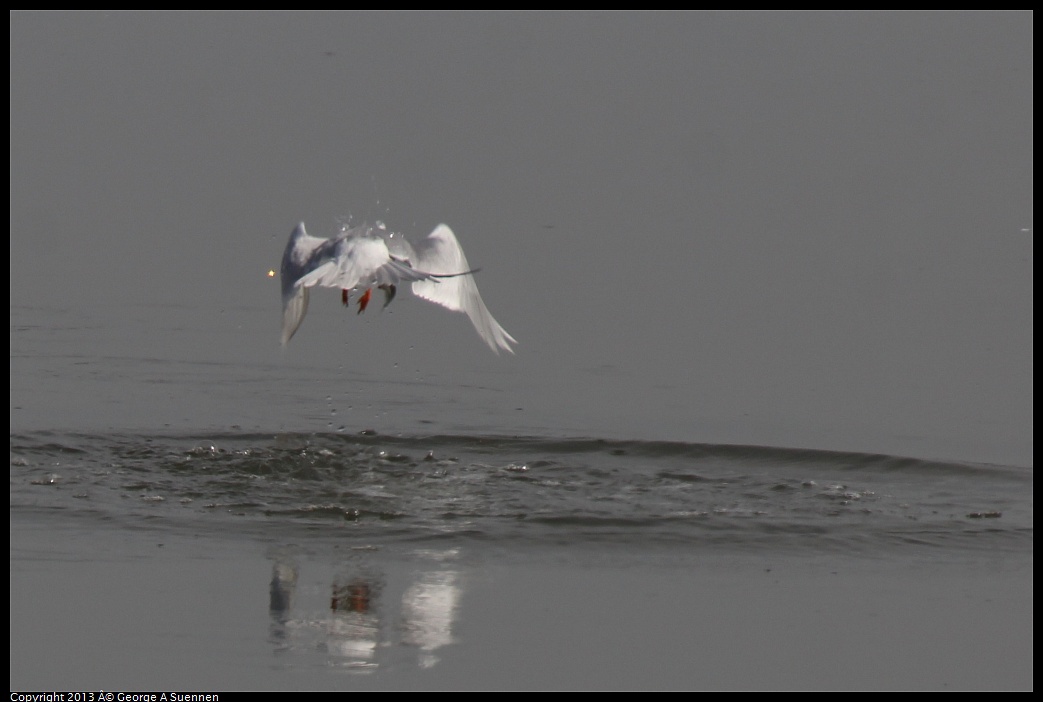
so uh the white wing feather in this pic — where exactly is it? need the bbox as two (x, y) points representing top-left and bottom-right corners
(411, 225), (517, 354)
(280, 222), (326, 345)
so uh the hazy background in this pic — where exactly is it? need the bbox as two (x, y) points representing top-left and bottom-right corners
(9, 11), (1033, 466)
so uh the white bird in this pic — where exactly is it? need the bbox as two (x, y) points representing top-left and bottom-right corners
(280, 222), (517, 354)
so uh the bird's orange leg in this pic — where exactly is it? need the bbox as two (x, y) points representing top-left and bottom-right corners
(341, 289), (349, 306)
(357, 288), (372, 314)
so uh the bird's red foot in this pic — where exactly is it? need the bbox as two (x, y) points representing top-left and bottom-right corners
(342, 289), (350, 306)
(357, 288), (372, 314)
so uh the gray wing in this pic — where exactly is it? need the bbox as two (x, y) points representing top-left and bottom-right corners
(280, 222), (332, 345)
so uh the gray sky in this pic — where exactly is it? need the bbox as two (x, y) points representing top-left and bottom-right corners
(9, 11), (1033, 465)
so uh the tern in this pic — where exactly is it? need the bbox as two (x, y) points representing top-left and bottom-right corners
(280, 222), (517, 354)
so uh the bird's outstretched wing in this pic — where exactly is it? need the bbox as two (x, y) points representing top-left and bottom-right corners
(410, 225), (517, 354)
(280, 222), (329, 345)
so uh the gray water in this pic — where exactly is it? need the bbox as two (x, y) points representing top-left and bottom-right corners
(9, 426), (1031, 556)
(9, 11), (1033, 690)
(10, 298), (1031, 557)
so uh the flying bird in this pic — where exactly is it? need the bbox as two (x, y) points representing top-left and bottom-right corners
(280, 222), (517, 354)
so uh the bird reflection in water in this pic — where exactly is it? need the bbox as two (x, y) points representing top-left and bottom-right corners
(402, 570), (461, 669)
(267, 549), (461, 671)
(327, 577), (381, 669)
(267, 558), (298, 653)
